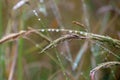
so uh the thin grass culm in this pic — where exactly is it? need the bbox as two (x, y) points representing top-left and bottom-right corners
(1, 28), (120, 57)
(3, 0), (120, 80)
(28, 28), (120, 53)
(40, 33), (85, 53)
(90, 61), (120, 80)
(0, 27), (120, 80)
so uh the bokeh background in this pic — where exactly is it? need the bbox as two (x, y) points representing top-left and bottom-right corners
(1, 0), (120, 80)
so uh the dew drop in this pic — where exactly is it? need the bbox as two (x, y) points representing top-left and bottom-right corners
(38, 18), (41, 21)
(61, 29), (65, 31)
(84, 32), (88, 36)
(73, 63), (77, 67)
(74, 30), (78, 33)
(33, 10), (38, 17)
(48, 29), (51, 31)
(80, 31), (83, 34)
(41, 29), (45, 32)
(69, 30), (73, 33)
(55, 29), (59, 32)
(72, 63), (77, 70)
(51, 29), (55, 32)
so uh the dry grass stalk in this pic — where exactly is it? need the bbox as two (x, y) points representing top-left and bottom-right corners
(1, 28), (120, 53)
(0, 31), (26, 44)
(40, 33), (86, 53)
(90, 61), (120, 80)
(72, 21), (86, 29)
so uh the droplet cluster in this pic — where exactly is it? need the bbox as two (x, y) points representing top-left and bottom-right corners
(32, 10), (41, 21)
(38, 28), (86, 36)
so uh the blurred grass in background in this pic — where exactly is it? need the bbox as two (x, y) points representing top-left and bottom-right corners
(1, 0), (120, 80)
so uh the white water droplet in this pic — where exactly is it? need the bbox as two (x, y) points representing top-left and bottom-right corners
(48, 29), (51, 31)
(41, 29), (45, 32)
(61, 29), (65, 31)
(84, 32), (87, 36)
(80, 31), (83, 34)
(69, 30), (73, 33)
(74, 30), (78, 33)
(38, 18), (41, 21)
(33, 10), (38, 16)
(55, 29), (59, 32)
(51, 29), (55, 32)
(72, 63), (77, 70)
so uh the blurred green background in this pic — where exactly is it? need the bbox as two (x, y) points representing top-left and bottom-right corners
(0, 0), (120, 80)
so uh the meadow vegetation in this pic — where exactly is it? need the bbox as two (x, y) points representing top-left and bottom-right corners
(1, 0), (120, 80)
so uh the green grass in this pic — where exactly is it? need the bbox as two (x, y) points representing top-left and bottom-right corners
(1, 0), (120, 80)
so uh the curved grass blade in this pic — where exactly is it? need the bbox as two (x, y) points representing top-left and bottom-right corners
(0, 31), (26, 44)
(40, 33), (85, 53)
(28, 27), (51, 42)
(90, 61), (120, 80)
(33, 28), (120, 49)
